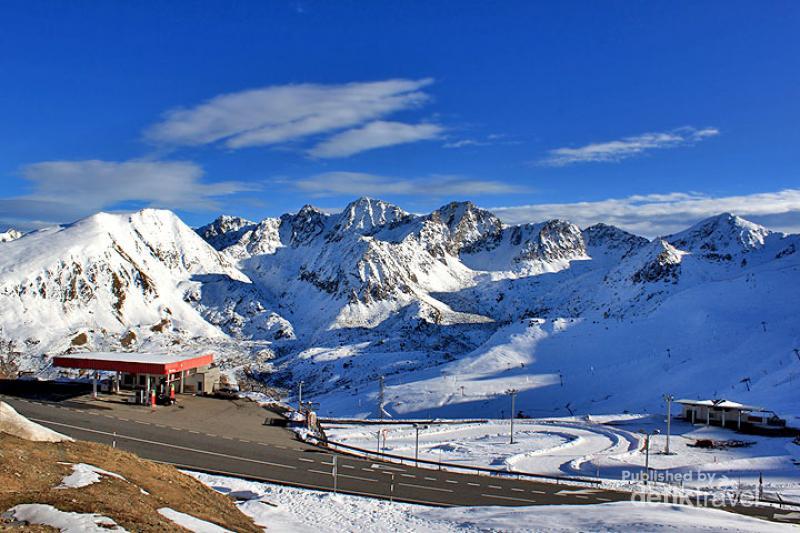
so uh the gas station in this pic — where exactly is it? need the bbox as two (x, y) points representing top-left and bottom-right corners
(52, 352), (220, 405)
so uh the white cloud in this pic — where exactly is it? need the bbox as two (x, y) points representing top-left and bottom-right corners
(145, 79), (434, 152)
(539, 127), (720, 166)
(443, 133), (519, 149)
(0, 159), (255, 226)
(308, 121), (443, 158)
(290, 171), (522, 198)
(489, 189), (800, 237)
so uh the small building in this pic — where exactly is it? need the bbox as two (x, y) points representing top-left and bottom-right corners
(676, 398), (786, 432)
(53, 352), (220, 400)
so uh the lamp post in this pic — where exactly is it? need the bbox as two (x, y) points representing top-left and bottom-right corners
(507, 389), (519, 444)
(298, 380), (304, 409)
(663, 394), (674, 455)
(639, 428), (661, 484)
(413, 423), (429, 465)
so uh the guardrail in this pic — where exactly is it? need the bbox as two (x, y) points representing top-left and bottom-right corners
(313, 435), (603, 486)
(319, 418), (490, 425)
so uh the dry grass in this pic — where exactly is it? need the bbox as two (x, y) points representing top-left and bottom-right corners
(0, 434), (261, 532)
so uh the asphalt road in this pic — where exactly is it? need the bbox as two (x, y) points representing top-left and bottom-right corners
(3, 394), (798, 525)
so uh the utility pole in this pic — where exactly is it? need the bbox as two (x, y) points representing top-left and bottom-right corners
(413, 424), (428, 465)
(507, 389), (519, 444)
(332, 455), (338, 495)
(639, 428), (660, 485)
(378, 375), (385, 421)
(663, 394), (674, 455)
(298, 380), (304, 409)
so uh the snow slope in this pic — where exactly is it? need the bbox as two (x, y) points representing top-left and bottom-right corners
(1, 199), (799, 424)
(0, 401), (72, 442)
(191, 471), (794, 533)
(0, 228), (23, 242)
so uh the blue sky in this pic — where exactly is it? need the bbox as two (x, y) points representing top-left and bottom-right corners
(1, 1), (799, 236)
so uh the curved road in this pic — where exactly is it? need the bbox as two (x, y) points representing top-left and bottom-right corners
(2, 393), (797, 525)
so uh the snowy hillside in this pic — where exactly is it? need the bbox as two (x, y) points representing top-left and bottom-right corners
(0, 229), (23, 243)
(1, 199), (798, 422)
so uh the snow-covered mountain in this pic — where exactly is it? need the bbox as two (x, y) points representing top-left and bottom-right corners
(0, 229), (23, 243)
(1, 199), (798, 422)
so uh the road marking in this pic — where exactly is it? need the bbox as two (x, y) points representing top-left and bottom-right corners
(575, 495), (589, 500)
(401, 474), (416, 479)
(511, 488), (524, 492)
(298, 458), (315, 463)
(135, 420), (148, 425)
(530, 490), (546, 494)
(555, 488), (600, 496)
(398, 483), (453, 493)
(467, 483), (480, 487)
(424, 476), (437, 481)
(189, 430), (200, 434)
(29, 418), (297, 471)
(161, 462), (457, 508)
(596, 497), (612, 502)
(482, 493), (538, 504)
(342, 464), (355, 470)
(488, 485), (502, 490)
(445, 480), (459, 484)
(308, 469), (332, 476)
(339, 473), (378, 483)
(362, 468), (374, 473)
(239, 439), (251, 444)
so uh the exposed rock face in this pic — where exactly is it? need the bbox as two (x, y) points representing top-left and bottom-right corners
(1, 198), (794, 393)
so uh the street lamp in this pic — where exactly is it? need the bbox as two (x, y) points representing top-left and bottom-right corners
(663, 394), (674, 455)
(298, 380), (304, 409)
(639, 428), (661, 485)
(507, 389), (519, 444)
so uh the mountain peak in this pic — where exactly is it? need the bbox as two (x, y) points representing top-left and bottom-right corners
(330, 197), (411, 238)
(666, 212), (770, 259)
(0, 228), (23, 243)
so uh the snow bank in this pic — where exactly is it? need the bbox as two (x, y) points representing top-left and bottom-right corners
(419, 501), (794, 532)
(158, 507), (233, 533)
(57, 463), (126, 489)
(190, 471), (792, 533)
(7, 504), (127, 532)
(0, 401), (72, 442)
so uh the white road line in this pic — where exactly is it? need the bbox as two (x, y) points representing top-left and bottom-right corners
(308, 469), (332, 476)
(530, 490), (546, 494)
(488, 485), (502, 490)
(401, 474), (416, 479)
(424, 476), (437, 481)
(575, 495), (589, 500)
(135, 420), (148, 425)
(511, 488), (524, 492)
(362, 468), (374, 473)
(298, 458), (315, 463)
(482, 494), (538, 504)
(445, 480), (459, 484)
(339, 473), (379, 483)
(398, 483), (453, 493)
(29, 418), (297, 471)
(342, 464), (355, 470)
(467, 483), (480, 487)
(596, 497), (613, 502)
(162, 462), (457, 508)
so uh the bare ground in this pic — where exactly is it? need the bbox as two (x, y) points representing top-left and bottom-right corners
(0, 434), (261, 532)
